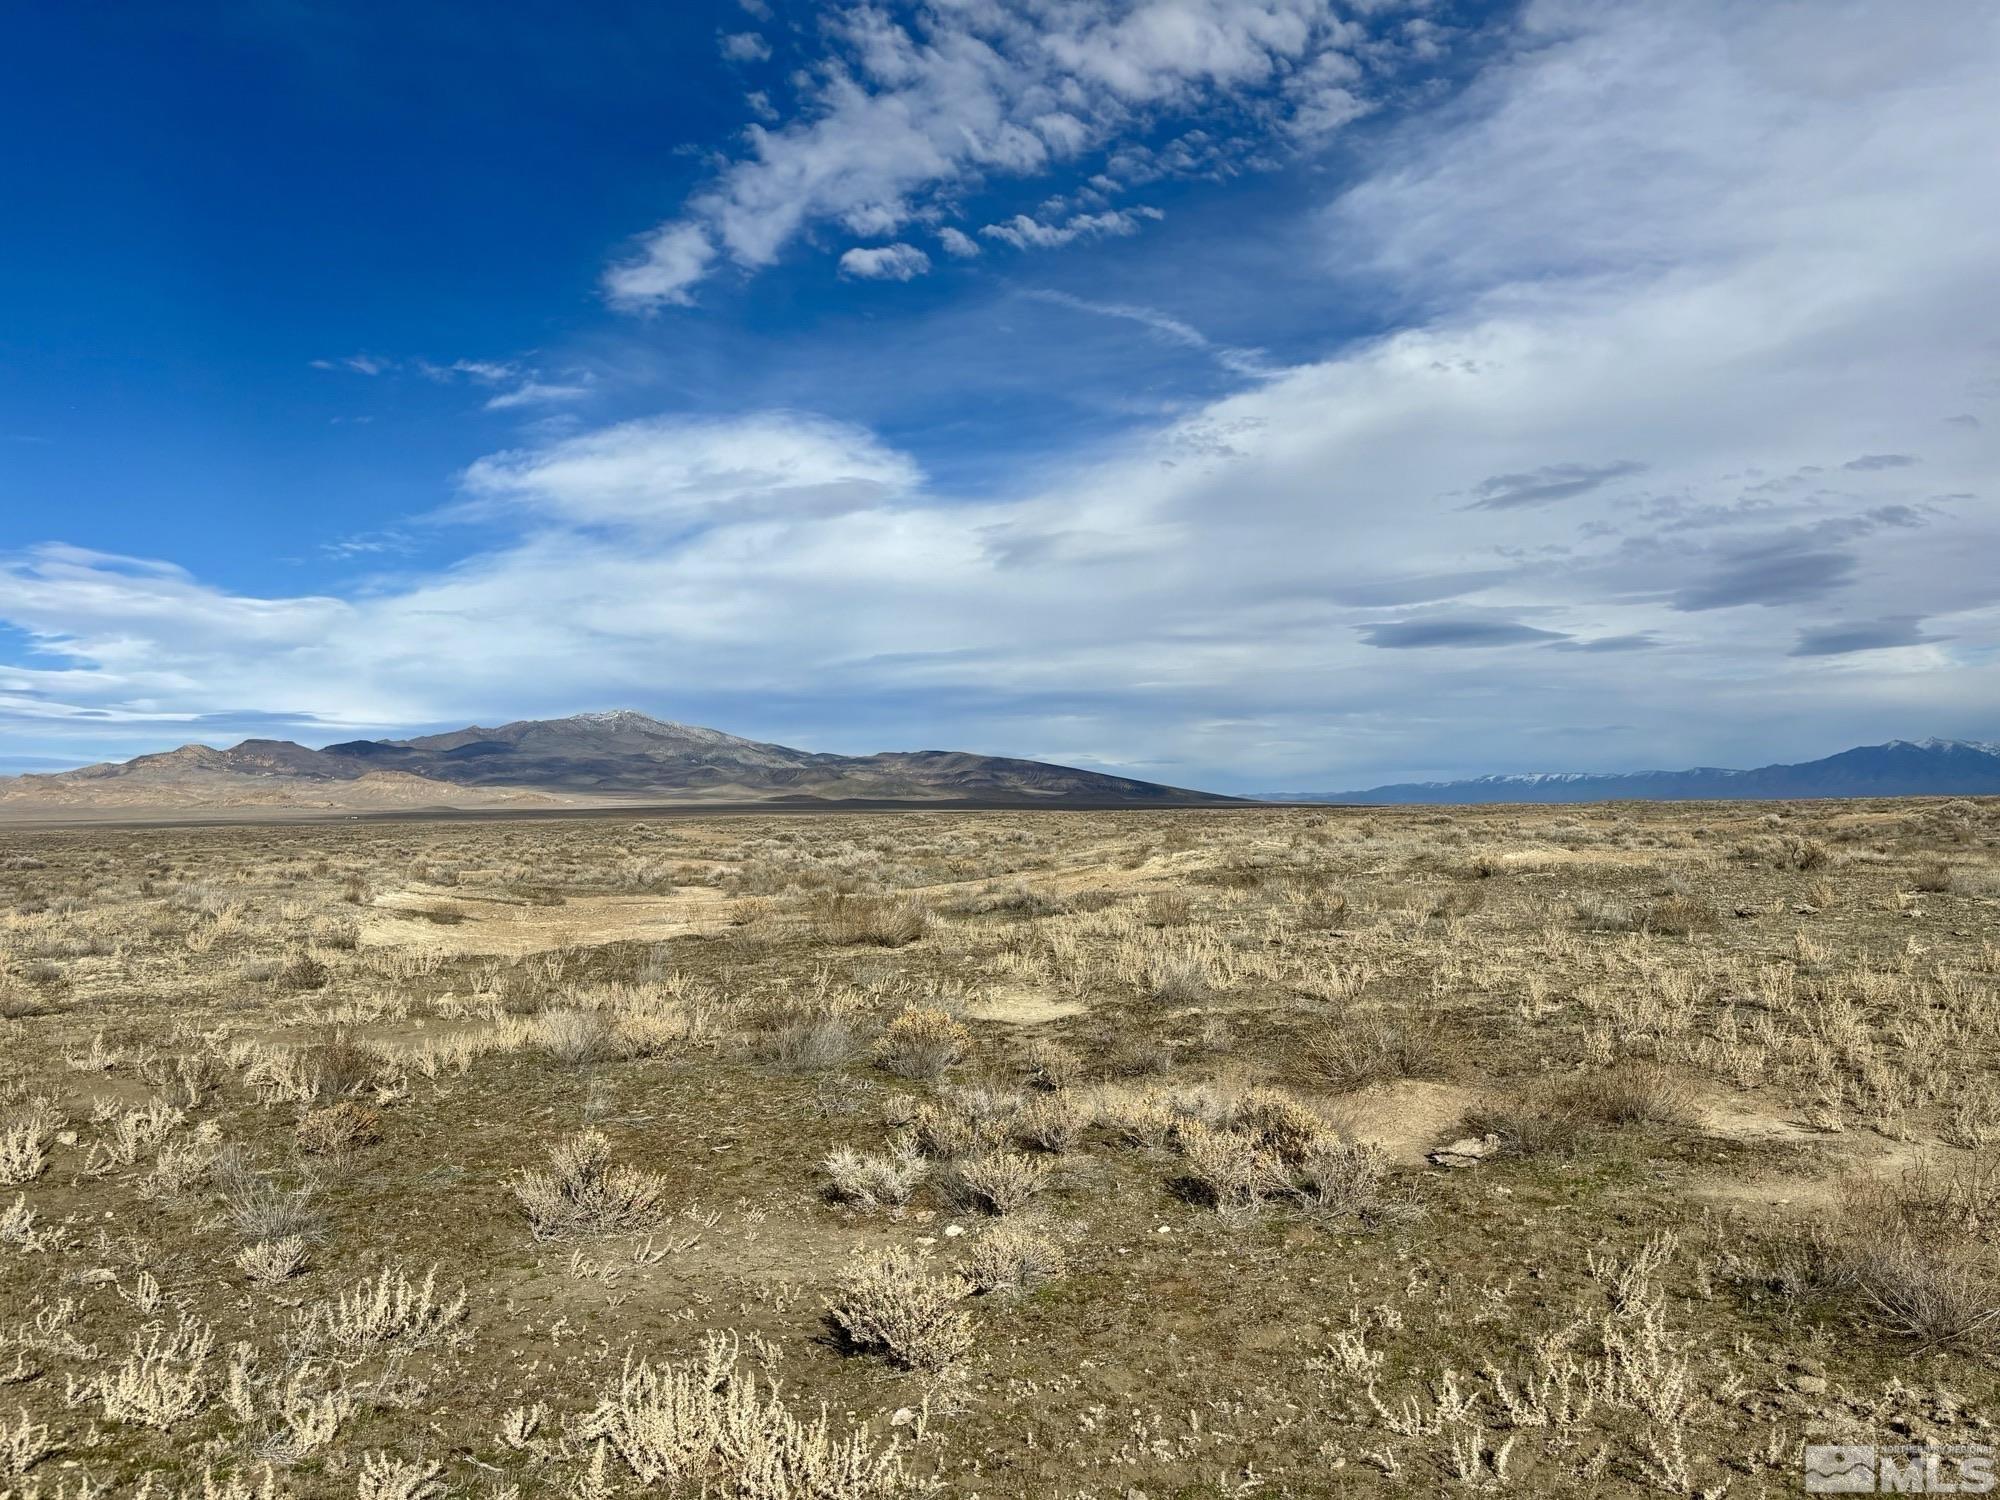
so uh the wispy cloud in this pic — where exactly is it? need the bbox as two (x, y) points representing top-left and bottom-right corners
(604, 0), (1389, 307)
(1020, 288), (1275, 378)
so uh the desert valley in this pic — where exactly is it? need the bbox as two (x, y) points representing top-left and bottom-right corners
(1, 769), (1996, 1497)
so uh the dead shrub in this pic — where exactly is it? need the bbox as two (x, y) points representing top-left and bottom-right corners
(1174, 1120), (1283, 1211)
(904, 1096), (1010, 1161)
(1144, 890), (1193, 927)
(1801, 1159), (2000, 1349)
(510, 1130), (669, 1240)
(1022, 1039), (1083, 1092)
(1305, 1013), (1447, 1092)
(1015, 1092), (1089, 1153)
(756, 1016), (862, 1072)
(538, 1007), (617, 1065)
(963, 1221), (1066, 1294)
(950, 1151), (1055, 1215)
(1643, 893), (1720, 935)
(295, 1102), (381, 1157)
(1461, 1084), (1593, 1159)
(874, 1006), (970, 1081)
(1911, 860), (1956, 893)
(826, 1247), (974, 1373)
(274, 949), (332, 992)
(1572, 894), (1638, 933)
(293, 1028), (388, 1102)
(1290, 1138), (1401, 1221)
(1224, 1086), (1330, 1165)
(220, 1171), (327, 1244)
(1570, 1063), (1706, 1129)
(812, 894), (932, 948)
(821, 1145), (927, 1208)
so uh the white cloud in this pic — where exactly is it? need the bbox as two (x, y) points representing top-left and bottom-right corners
(837, 242), (932, 281)
(719, 31), (770, 63)
(483, 380), (591, 411)
(936, 226), (981, 259)
(9, 0), (1999, 786)
(979, 207), (1160, 251)
(605, 0), (1382, 306)
(455, 412), (921, 528)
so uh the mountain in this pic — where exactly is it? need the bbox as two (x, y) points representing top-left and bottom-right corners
(1271, 738), (2000, 805)
(0, 710), (1232, 812)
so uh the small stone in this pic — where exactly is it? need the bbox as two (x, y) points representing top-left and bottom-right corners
(1428, 1133), (1501, 1168)
(890, 1407), (917, 1427)
(942, 1223), (966, 1238)
(1793, 1375), (1829, 1396)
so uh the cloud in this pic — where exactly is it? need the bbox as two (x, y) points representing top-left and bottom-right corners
(1358, 618), (1570, 649)
(719, 31), (770, 63)
(606, 223), (717, 308)
(310, 354), (392, 375)
(1670, 540), (1859, 612)
(1549, 633), (1661, 653)
(1464, 459), (1647, 510)
(455, 412), (921, 528)
(312, 353), (591, 411)
(1020, 288), (1273, 377)
(937, 227), (981, 259)
(1843, 452), (1918, 471)
(1790, 616), (1946, 657)
(604, 1), (1384, 306)
(837, 243), (931, 281)
(979, 208), (1160, 251)
(8, 0), (2000, 790)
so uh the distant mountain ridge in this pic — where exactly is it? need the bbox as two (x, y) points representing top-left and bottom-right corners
(1272, 738), (2000, 805)
(0, 710), (1233, 811)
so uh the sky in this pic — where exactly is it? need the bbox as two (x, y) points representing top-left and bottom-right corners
(0, 0), (1996, 792)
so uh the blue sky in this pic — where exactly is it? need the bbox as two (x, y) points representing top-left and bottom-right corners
(1, 0), (1996, 790)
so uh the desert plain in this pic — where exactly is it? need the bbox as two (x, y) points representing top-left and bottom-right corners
(0, 798), (1996, 1497)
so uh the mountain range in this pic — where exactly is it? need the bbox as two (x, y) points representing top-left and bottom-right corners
(1270, 738), (2000, 805)
(0, 711), (1232, 813)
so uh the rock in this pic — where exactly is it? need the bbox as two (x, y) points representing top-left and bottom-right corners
(1792, 1375), (1830, 1396)
(1428, 1133), (1502, 1168)
(943, 1223), (966, 1238)
(891, 1407), (917, 1427)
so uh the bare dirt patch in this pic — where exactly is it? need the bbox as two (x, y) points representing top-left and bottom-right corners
(363, 884), (733, 955)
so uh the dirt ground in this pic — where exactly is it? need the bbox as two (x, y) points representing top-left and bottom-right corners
(1, 799), (1996, 1497)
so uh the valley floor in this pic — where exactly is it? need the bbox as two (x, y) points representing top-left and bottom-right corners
(1, 800), (1996, 1497)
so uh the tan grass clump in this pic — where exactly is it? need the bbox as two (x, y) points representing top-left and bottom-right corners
(578, 1335), (913, 1495)
(510, 1129), (669, 1239)
(950, 1151), (1055, 1215)
(963, 1221), (1066, 1294)
(827, 1247), (975, 1373)
(822, 1145), (928, 1208)
(295, 1101), (381, 1156)
(295, 1264), (467, 1353)
(1305, 1014), (1447, 1092)
(814, 893), (933, 948)
(1642, 893), (1720, 935)
(874, 1006), (970, 1081)
(1, 1406), (55, 1477)
(236, 1236), (311, 1284)
(0, 1102), (60, 1186)
(99, 1319), (215, 1430)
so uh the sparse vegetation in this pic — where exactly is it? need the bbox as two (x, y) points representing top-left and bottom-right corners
(0, 798), (1993, 1494)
